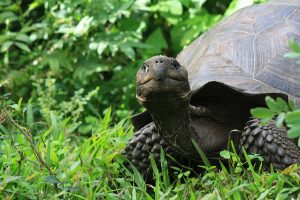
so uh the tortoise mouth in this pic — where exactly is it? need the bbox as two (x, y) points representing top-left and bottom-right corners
(137, 76), (187, 85)
(136, 90), (192, 103)
(136, 78), (191, 103)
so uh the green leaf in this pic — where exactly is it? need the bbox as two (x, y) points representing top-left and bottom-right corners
(15, 34), (30, 43)
(96, 42), (108, 55)
(241, 147), (260, 184)
(4, 176), (22, 184)
(225, 0), (254, 16)
(70, 160), (81, 173)
(15, 42), (31, 52)
(50, 111), (59, 140)
(284, 52), (300, 59)
(289, 100), (298, 111)
(149, 154), (160, 200)
(286, 110), (300, 126)
(287, 127), (300, 139)
(153, 0), (183, 24)
(220, 150), (231, 159)
(192, 139), (211, 168)
(44, 175), (60, 184)
(48, 57), (60, 73)
(46, 138), (51, 165)
(120, 44), (135, 60)
(74, 16), (94, 37)
(1, 41), (13, 52)
(179, 0), (190, 7)
(265, 96), (289, 113)
(26, 103), (34, 127)
(18, 97), (23, 109)
(0, 79), (9, 87)
(275, 113), (285, 127)
(265, 97), (279, 112)
(276, 97), (289, 112)
(144, 28), (167, 55)
(10, 104), (20, 111)
(288, 40), (300, 53)
(168, 0), (183, 16)
(0, 11), (17, 22)
(250, 107), (274, 119)
(257, 188), (271, 200)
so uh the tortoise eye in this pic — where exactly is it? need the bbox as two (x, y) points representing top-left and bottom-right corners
(141, 63), (149, 73)
(172, 60), (180, 70)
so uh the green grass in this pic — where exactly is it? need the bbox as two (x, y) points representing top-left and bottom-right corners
(1, 103), (300, 199)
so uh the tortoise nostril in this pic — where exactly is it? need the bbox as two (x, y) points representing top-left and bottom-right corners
(160, 61), (163, 63)
(155, 61), (158, 63)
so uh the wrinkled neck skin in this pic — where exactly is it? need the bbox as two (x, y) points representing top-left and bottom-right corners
(144, 97), (200, 158)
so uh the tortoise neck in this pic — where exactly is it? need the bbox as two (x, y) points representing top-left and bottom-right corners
(148, 101), (199, 157)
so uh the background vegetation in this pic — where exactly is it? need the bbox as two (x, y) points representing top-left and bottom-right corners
(1, 0), (300, 199)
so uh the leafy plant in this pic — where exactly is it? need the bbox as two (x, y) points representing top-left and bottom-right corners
(0, 0), (266, 134)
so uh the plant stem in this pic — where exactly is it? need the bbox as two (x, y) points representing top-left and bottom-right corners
(3, 109), (54, 175)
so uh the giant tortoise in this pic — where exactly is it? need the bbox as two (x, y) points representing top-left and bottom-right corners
(124, 0), (300, 176)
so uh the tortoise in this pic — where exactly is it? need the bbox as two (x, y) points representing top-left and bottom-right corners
(124, 0), (300, 176)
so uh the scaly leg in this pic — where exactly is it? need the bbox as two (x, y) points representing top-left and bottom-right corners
(123, 122), (176, 176)
(240, 118), (300, 169)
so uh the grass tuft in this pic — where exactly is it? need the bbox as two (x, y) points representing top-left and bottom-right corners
(0, 100), (300, 199)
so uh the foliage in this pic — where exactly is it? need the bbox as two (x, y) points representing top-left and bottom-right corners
(1, 97), (300, 199)
(0, 0), (267, 133)
(251, 98), (300, 148)
(0, 0), (223, 133)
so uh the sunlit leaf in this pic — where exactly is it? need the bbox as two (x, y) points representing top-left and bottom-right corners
(144, 28), (167, 55)
(286, 110), (300, 125)
(225, 0), (253, 16)
(250, 107), (274, 119)
(275, 113), (285, 127)
(287, 127), (300, 139)
(96, 42), (108, 55)
(220, 150), (231, 159)
(1, 41), (13, 52)
(265, 96), (289, 113)
(15, 42), (31, 52)
(120, 44), (135, 60)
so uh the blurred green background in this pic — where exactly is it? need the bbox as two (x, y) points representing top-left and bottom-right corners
(0, 0), (265, 135)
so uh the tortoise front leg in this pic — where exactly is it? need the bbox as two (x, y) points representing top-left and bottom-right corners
(239, 118), (300, 169)
(123, 122), (176, 177)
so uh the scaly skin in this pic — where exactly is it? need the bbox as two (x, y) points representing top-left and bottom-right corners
(240, 119), (300, 169)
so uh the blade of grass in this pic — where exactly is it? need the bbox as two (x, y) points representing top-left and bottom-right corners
(160, 148), (170, 190)
(50, 111), (59, 140)
(46, 138), (51, 165)
(192, 139), (211, 168)
(150, 154), (161, 200)
(241, 147), (260, 185)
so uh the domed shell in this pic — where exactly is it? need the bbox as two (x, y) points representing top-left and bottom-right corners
(177, 0), (300, 105)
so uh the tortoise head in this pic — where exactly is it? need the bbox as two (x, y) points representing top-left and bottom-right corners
(136, 55), (191, 110)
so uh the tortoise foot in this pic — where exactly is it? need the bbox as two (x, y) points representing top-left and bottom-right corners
(240, 118), (300, 169)
(123, 122), (176, 177)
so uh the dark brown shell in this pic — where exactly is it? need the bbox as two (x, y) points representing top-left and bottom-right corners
(177, 0), (300, 105)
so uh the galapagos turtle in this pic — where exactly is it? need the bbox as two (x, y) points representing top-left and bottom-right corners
(124, 0), (300, 176)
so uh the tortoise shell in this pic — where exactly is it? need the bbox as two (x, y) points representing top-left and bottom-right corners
(177, 0), (300, 105)
(132, 0), (300, 129)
